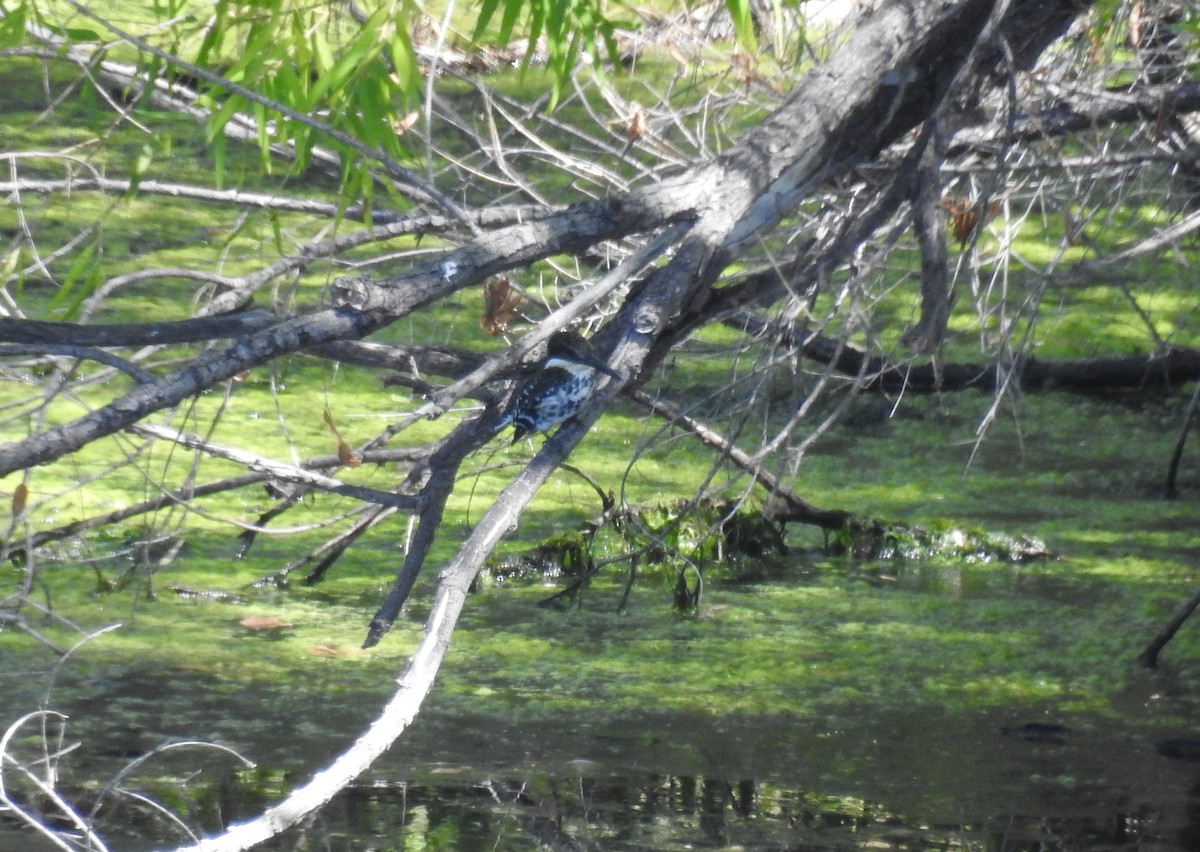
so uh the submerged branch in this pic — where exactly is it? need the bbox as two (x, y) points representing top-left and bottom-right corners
(362, 418), (494, 647)
(254, 505), (398, 588)
(1138, 583), (1200, 669)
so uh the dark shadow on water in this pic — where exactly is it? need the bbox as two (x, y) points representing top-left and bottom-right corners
(183, 745), (1200, 850)
(6, 682), (1199, 850)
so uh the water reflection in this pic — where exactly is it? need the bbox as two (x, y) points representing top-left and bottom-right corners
(3, 679), (1200, 849)
(225, 769), (1178, 850)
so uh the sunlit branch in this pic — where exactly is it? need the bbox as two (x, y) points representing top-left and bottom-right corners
(130, 423), (421, 511)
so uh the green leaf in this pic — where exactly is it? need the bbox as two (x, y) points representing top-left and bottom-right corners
(38, 22), (103, 42)
(52, 240), (99, 320)
(546, 0), (568, 44)
(289, 10), (311, 74)
(308, 6), (387, 104)
(194, 0), (231, 65)
(127, 143), (153, 196)
(207, 93), (244, 146)
(0, 4), (28, 49)
(311, 27), (336, 78)
(211, 132), (227, 188)
(725, 0), (757, 52)
(2, 245), (20, 278)
(268, 211), (283, 255)
(472, 0), (504, 42)
(387, 23), (419, 106)
(525, 3), (545, 65)
(498, 0), (525, 46)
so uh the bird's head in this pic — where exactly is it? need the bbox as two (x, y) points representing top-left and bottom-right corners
(545, 331), (622, 380)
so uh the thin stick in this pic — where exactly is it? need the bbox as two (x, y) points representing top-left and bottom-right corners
(1137, 584), (1200, 668)
(1164, 378), (1200, 498)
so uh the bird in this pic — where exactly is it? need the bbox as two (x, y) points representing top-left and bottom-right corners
(495, 331), (623, 442)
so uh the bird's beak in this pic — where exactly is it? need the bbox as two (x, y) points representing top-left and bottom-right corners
(586, 357), (623, 382)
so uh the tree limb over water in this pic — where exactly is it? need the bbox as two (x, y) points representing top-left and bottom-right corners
(734, 311), (1200, 393)
(10, 0), (1200, 847)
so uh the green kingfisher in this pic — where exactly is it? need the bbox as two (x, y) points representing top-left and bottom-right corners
(496, 331), (622, 442)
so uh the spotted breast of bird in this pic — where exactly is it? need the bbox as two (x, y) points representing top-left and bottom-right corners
(495, 331), (623, 442)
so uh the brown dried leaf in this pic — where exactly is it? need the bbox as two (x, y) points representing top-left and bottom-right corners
(480, 276), (524, 336)
(941, 196), (1001, 247)
(11, 483), (27, 517)
(393, 111), (420, 136)
(323, 406), (362, 466)
(626, 108), (647, 141)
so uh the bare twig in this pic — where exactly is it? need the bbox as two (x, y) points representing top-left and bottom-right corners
(129, 423), (420, 511)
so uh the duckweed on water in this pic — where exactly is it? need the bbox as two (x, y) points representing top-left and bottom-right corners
(5, 348), (1200, 850)
(5, 391), (1200, 724)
